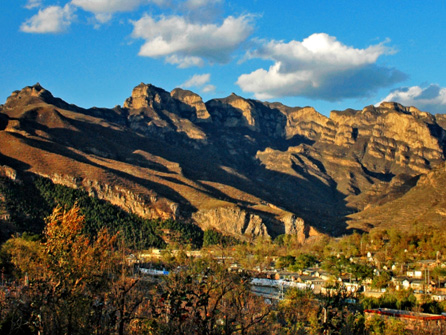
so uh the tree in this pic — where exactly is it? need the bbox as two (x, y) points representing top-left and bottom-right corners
(365, 315), (409, 335)
(275, 255), (296, 269)
(371, 271), (391, 290)
(150, 257), (272, 334)
(348, 263), (374, 282)
(0, 206), (148, 335)
(203, 229), (238, 248)
(289, 254), (317, 272)
(276, 284), (365, 335)
(276, 288), (318, 334)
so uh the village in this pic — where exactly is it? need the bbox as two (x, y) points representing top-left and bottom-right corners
(137, 248), (446, 332)
(140, 249), (446, 299)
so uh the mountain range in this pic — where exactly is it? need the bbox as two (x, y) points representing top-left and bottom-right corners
(1, 83), (445, 241)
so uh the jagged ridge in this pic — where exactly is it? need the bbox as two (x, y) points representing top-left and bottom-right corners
(1, 82), (445, 239)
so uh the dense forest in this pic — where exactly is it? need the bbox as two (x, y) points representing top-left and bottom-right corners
(0, 175), (207, 249)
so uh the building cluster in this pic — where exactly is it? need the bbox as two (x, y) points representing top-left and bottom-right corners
(248, 255), (446, 301)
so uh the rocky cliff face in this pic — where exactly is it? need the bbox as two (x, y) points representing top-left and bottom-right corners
(206, 94), (287, 138)
(124, 83), (208, 140)
(1, 82), (446, 239)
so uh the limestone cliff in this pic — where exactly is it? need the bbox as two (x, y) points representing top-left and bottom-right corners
(1, 82), (446, 239)
(192, 206), (269, 239)
(124, 83), (207, 140)
(205, 94), (287, 138)
(170, 88), (211, 122)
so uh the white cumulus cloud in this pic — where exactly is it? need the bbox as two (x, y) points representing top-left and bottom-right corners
(69, 0), (221, 23)
(131, 14), (254, 67)
(21, 4), (75, 33)
(237, 33), (406, 101)
(378, 84), (446, 114)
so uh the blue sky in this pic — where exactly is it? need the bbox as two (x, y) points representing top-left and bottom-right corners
(1, 0), (446, 116)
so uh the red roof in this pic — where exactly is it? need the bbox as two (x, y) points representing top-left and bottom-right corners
(364, 309), (446, 321)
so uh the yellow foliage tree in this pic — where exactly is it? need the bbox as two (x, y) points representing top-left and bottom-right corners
(2, 206), (120, 335)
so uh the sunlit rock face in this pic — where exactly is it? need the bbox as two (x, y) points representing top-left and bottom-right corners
(1, 82), (446, 240)
(124, 83), (208, 140)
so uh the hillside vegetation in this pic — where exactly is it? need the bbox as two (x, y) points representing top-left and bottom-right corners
(0, 174), (204, 249)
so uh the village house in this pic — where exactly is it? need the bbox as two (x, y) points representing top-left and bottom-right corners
(431, 294), (446, 302)
(417, 259), (439, 268)
(410, 279), (426, 292)
(391, 276), (428, 292)
(406, 270), (423, 278)
(302, 267), (320, 277)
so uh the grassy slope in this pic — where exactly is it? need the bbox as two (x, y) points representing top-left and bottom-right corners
(347, 163), (446, 231)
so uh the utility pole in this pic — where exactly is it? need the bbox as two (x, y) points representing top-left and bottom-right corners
(428, 268), (430, 293)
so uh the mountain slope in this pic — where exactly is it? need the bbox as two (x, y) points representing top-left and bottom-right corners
(1, 83), (445, 239)
(347, 162), (446, 231)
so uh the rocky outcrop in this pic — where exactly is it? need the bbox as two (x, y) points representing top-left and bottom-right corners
(0, 165), (18, 181)
(170, 88), (211, 122)
(124, 83), (207, 141)
(281, 105), (335, 141)
(280, 213), (320, 243)
(192, 206), (270, 239)
(327, 103), (445, 176)
(191, 206), (318, 242)
(124, 83), (211, 123)
(206, 94), (287, 137)
(2, 82), (446, 240)
(123, 83), (171, 110)
(41, 172), (179, 220)
(4, 83), (81, 114)
(5, 83), (54, 107)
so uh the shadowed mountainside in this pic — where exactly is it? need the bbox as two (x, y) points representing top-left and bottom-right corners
(1, 83), (445, 240)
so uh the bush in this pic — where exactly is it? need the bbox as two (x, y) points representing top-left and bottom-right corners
(203, 229), (238, 247)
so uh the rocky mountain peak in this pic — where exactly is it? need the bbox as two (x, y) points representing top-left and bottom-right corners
(369, 102), (434, 121)
(123, 83), (207, 140)
(170, 88), (211, 122)
(4, 84), (82, 116)
(2, 82), (446, 239)
(6, 83), (54, 107)
(123, 82), (171, 110)
(378, 101), (407, 112)
(205, 94), (287, 137)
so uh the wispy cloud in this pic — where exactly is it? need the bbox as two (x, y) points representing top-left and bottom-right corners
(184, 0), (222, 9)
(182, 73), (211, 87)
(21, 4), (75, 33)
(24, 0), (43, 9)
(181, 73), (216, 93)
(180, 0), (223, 22)
(131, 14), (254, 68)
(69, 0), (223, 24)
(71, 0), (146, 23)
(378, 84), (446, 114)
(202, 84), (216, 93)
(237, 33), (406, 101)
